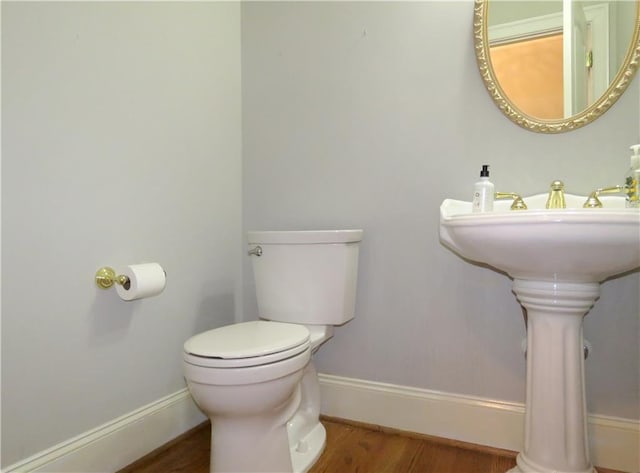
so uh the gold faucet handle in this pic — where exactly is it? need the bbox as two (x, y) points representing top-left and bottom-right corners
(583, 185), (626, 208)
(495, 192), (528, 210)
(583, 192), (602, 208)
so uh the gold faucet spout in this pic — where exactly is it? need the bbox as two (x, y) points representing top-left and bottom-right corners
(546, 180), (566, 209)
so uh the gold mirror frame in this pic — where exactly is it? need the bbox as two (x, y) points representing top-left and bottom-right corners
(474, 0), (640, 133)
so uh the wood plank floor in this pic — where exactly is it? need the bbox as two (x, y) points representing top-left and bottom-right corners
(309, 419), (517, 473)
(118, 417), (621, 473)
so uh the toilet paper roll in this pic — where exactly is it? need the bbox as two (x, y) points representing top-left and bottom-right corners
(115, 263), (166, 301)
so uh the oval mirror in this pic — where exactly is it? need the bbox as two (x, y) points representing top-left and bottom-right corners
(474, 0), (640, 133)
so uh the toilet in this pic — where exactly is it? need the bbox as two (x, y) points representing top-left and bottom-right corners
(183, 229), (362, 473)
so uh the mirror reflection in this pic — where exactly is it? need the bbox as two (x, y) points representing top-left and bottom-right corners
(486, 0), (638, 121)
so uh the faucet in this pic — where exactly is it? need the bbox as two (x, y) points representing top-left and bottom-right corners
(495, 192), (528, 210)
(583, 184), (627, 208)
(546, 180), (566, 209)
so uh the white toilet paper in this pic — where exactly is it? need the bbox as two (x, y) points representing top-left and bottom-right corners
(115, 263), (166, 301)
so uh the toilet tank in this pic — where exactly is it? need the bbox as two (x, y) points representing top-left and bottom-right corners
(247, 230), (362, 325)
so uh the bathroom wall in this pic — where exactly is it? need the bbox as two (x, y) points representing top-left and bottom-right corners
(1, 2), (241, 467)
(241, 1), (639, 420)
(2, 1), (638, 469)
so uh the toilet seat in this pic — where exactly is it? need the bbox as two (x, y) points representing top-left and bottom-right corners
(184, 320), (310, 368)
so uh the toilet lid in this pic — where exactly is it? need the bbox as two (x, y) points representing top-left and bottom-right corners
(184, 321), (310, 361)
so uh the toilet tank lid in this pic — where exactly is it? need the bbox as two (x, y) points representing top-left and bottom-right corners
(184, 321), (310, 359)
(248, 229), (363, 244)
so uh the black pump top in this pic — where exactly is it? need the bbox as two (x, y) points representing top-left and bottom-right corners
(480, 164), (490, 177)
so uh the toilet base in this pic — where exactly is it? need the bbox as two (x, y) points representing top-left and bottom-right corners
(287, 361), (325, 472)
(289, 421), (326, 473)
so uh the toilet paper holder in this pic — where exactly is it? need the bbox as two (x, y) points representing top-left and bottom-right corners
(95, 267), (131, 290)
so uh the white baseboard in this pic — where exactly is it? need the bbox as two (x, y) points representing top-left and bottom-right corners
(318, 373), (640, 473)
(4, 377), (637, 473)
(2, 388), (206, 473)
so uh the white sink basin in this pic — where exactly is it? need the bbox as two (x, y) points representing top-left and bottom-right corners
(440, 193), (640, 283)
(439, 192), (639, 473)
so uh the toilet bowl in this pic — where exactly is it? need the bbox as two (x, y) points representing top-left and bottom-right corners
(184, 321), (312, 473)
(183, 230), (362, 473)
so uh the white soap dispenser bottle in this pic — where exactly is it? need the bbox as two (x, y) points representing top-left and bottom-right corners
(472, 164), (495, 212)
(625, 144), (640, 208)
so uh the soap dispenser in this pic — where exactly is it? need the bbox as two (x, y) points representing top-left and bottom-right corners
(625, 144), (640, 208)
(472, 164), (495, 212)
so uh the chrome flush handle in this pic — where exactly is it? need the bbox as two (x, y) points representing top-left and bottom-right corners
(248, 246), (262, 257)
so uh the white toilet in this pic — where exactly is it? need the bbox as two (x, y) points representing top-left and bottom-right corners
(183, 229), (362, 473)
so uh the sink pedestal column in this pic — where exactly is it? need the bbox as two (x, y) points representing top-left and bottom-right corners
(510, 279), (600, 473)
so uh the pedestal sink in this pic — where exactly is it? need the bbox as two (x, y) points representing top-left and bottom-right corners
(439, 193), (640, 473)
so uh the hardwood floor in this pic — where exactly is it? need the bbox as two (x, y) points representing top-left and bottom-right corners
(309, 419), (517, 473)
(118, 417), (621, 473)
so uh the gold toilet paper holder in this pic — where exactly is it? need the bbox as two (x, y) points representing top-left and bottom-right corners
(95, 267), (131, 290)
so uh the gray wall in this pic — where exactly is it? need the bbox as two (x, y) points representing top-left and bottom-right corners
(2, 1), (638, 468)
(2, 2), (241, 467)
(241, 1), (639, 418)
